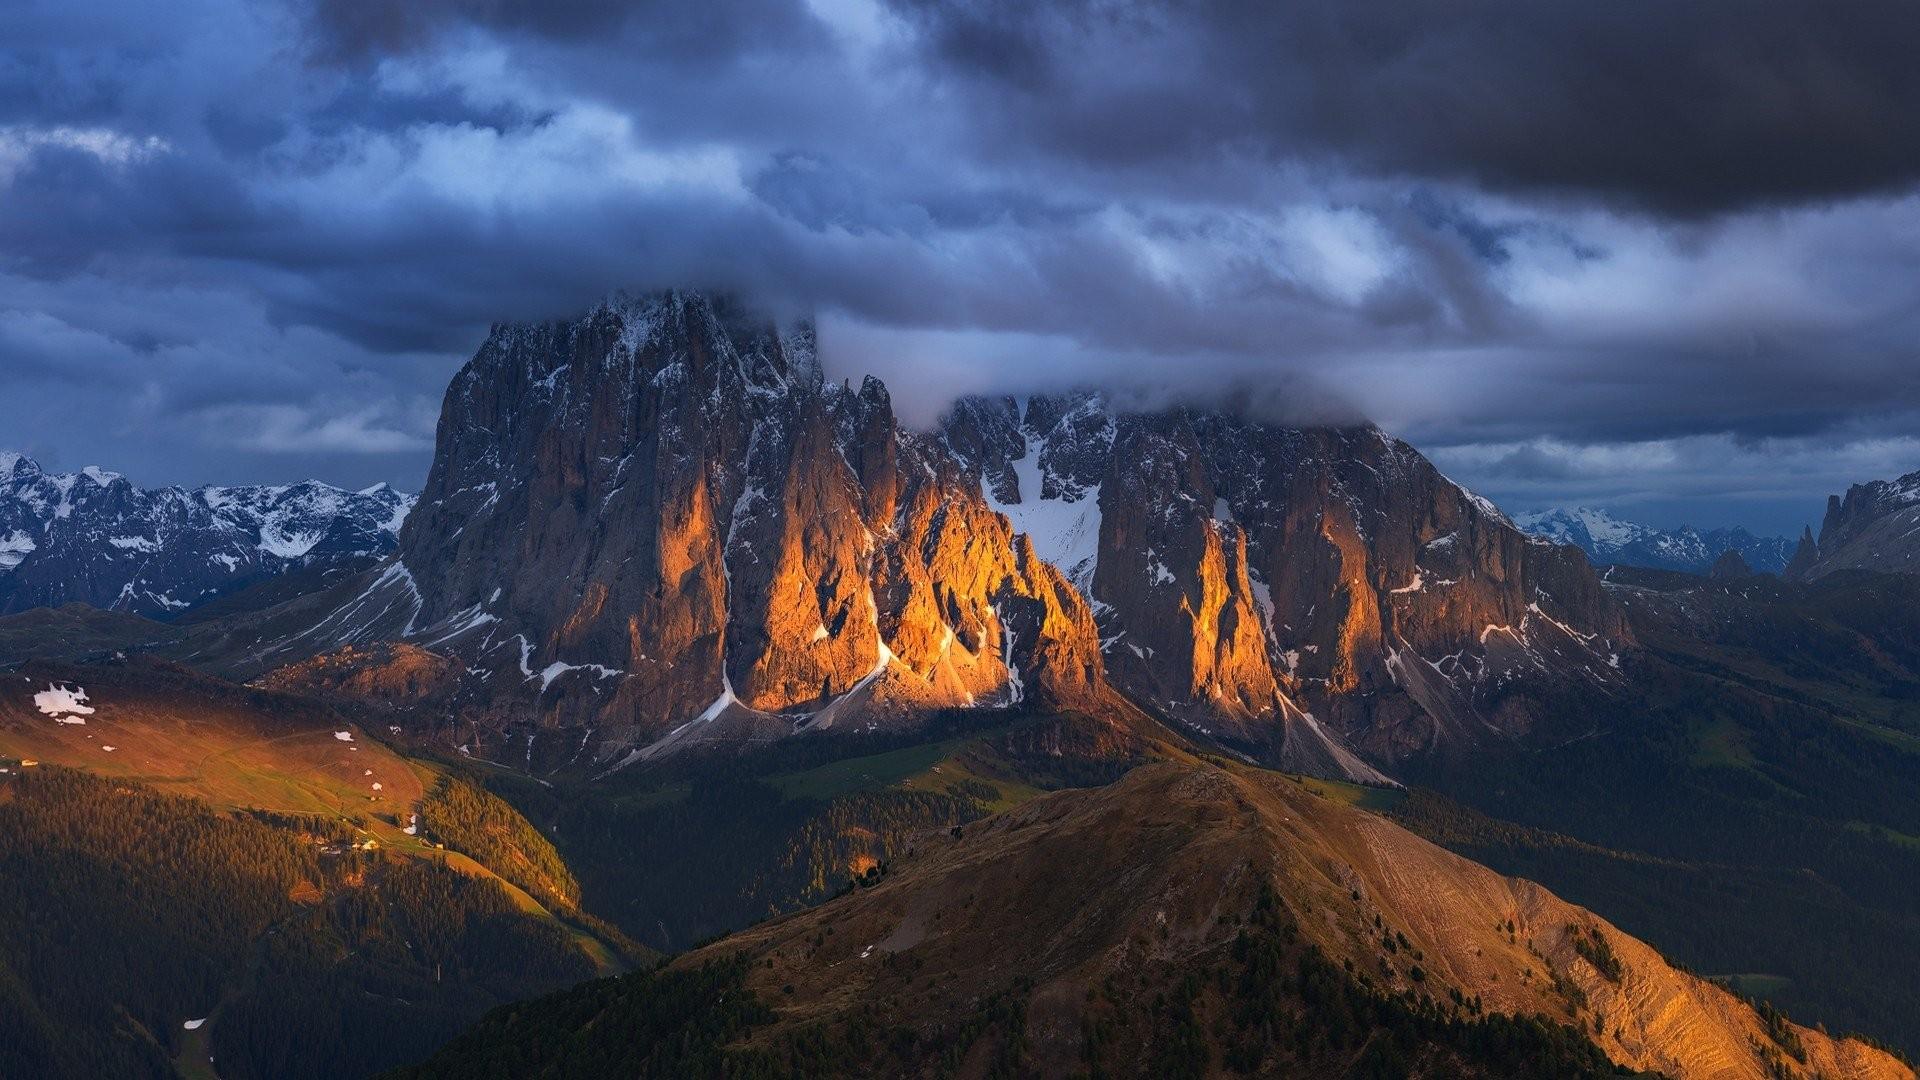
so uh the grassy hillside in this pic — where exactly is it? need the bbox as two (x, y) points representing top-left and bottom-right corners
(1611, 567), (1920, 738)
(0, 659), (428, 822)
(383, 917), (1625, 1080)
(0, 656), (644, 1078)
(453, 629), (1920, 1062)
(420, 774), (582, 911)
(22, 594), (1916, 1069)
(0, 603), (181, 663)
(0, 766), (597, 1080)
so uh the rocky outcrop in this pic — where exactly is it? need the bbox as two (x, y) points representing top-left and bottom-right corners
(1787, 467), (1920, 580)
(0, 452), (411, 619)
(221, 292), (1628, 783)
(1784, 526), (1821, 579)
(1708, 550), (1754, 579)
(234, 293), (1123, 776)
(941, 394), (1629, 768)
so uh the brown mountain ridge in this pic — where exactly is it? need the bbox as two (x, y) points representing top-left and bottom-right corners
(391, 760), (1908, 1079)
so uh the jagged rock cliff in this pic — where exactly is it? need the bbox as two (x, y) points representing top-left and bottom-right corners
(221, 292), (1628, 783)
(940, 393), (1628, 767)
(231, 293), (1118, 773)
(1787, 467), (1920, 580)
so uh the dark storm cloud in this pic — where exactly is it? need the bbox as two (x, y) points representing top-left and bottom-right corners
(2, 0), (1920, 532)
(891, 0), (1920, 215)
(304, 0), (829, 65)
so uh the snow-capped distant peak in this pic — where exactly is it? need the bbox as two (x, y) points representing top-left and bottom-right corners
(1513, 507), (1647, 549)
(0, 451), (37, 483)
(1515, 506), (1793, 575)
(0, 458), (417, 617)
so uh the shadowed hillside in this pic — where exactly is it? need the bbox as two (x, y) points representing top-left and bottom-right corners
(388, 762), (1907, 1079)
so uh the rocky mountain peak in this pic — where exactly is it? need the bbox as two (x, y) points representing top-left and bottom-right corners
(1708, 549), (1754, 579)
(0, 455), (413, 618)
(1788, 465), (1920, 580)
(1784, 525), (1820, 578)
(233, 291), (1631, 785)
(935, 397), (1628, 767)
(0, 451), (38, 483)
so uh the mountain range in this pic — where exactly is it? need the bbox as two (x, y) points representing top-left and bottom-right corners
(4, 290), (1919, 1078)
(0, 451), (413, 619)
(1514, 506), (1796, 575)
(170, 291), (1625, 787)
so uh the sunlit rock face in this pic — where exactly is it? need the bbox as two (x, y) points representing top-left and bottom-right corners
(941, 395), (1628, 774)
(260, 291), (1628, 782)
(370, 292), (1114, 768)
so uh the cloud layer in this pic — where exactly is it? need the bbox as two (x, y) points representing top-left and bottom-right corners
(2, 0), (1918, 531)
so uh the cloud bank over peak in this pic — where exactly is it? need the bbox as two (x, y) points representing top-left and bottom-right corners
(0, 0), (1917, 532)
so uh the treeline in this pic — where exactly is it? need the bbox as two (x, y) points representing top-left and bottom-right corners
(547, 773), (994, 951)
(480, 710), (1135, 954)
(384, 881), (1635, 1079)
(1115, 884), (1633, 1079)
(781, 788), (994, 896)
(0, 765), (596, 1079)
(0, 766), (323, 1078)
(211, 858), (594, 1080)
(421, 773), (581, 909)
(380, 956), (770, 1080)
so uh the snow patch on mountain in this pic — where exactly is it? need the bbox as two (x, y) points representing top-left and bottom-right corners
(34, 682), (94, 720)
(258, 525), (325, 559)
(979, 396), (1107, 591)
(0, 530), (34, 571)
